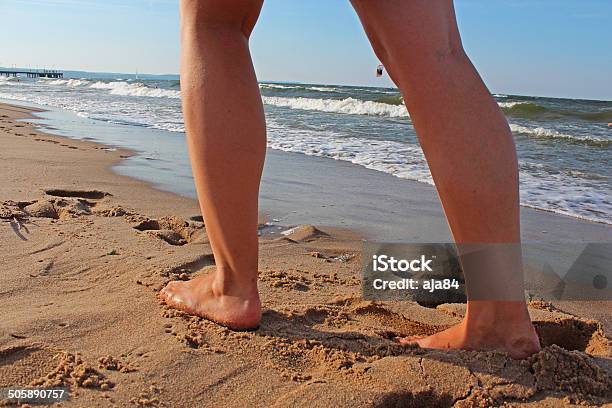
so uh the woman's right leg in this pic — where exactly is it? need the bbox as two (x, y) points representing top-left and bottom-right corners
(160, 0), (265, 330)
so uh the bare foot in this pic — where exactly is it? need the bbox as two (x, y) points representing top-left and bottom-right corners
(159, 272), (261, 331)
(398, 305), (541, 359)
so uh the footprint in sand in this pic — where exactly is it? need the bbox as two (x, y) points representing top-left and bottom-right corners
(11, 189), (117, 220)
(2, 189), (114, 222)
(34, 138), (59, 144)
(131, 215), (204, 246)
(0, 201), (27, 220)
(534, 315), (609, 355)
(21, 198), (94, 220)
(45, 188), (110, 200)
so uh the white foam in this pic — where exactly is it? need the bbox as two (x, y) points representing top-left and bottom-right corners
(510, 124), (561, 137)
(0, 76), (20, 85)
(152, 122), (186, 133)
(307, 86), (339, 92)
(46, 79), (90, 87)
(518, 166), (612, 224)
(266, 118), (611, 225)
(266, 119), (431, 184)
(259, 83), (301, 90)
(90, 81), (181, 98)
(498, 101), (524, 108)
(509, 123), (607, 144)
(262, 96), (408, 118)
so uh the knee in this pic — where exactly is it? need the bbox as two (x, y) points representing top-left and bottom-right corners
(377, 34), (470, 87)
(376, 28), (467, 66)
(180, 0), (263, 38)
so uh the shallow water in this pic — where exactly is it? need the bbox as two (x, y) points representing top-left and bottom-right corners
(1, 74), (610, 224)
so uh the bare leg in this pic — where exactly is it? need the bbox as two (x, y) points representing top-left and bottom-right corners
(160, 0), (265, 330)
(351, 0), (540, 358)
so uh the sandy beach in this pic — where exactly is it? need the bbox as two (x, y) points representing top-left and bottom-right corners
(0, 102), (611, 407)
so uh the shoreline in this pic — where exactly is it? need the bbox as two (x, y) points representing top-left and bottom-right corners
(1, 102), (611, 406)
(0, 102), (201, 221)
(3, 98), (610, 242)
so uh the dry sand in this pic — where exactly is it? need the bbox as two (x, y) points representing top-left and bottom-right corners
(0, 103), (610, 407)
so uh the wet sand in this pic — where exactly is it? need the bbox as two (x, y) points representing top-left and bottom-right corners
(0, 102), (610, 407)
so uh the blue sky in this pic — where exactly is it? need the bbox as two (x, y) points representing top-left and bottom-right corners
(1, 0), (611, 100)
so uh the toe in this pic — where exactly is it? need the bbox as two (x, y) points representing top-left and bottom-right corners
(159, 286), (168, 300)
(159, 283), (171, 297)
(160, 281), (195, 311)
(396, 335), (423, 345)
(159, 281), (181, 302)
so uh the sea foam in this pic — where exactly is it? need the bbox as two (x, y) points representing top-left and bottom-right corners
(509, 124), (609, 146)
(90, 81), (181, 99)
(45, 79), (90, 87)
(266, 119), (431, 183)
(259, 83), (302, 90)
(262, 96), (408, 118)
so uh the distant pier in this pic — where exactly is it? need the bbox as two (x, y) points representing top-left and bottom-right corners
(0, 69), (63, 79)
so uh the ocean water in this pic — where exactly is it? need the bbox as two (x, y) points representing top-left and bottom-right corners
(0, 74), (610, 225)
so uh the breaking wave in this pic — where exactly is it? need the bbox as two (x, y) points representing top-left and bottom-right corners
(89, 81), (181, 98)
(259, 83), (302, 90)
(509, 124), (611, 147)
(45, 79), (90, 87)
(262, 96), (408, 118)
(266, 119), (431, 183)
(500, 101), (612, 122)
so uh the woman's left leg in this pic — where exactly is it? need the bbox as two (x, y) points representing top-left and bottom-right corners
(350, 0), (540, 358)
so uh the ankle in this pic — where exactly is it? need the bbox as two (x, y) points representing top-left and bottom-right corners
(464, 301), (533, 331)
(210, 267), (259, 298)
